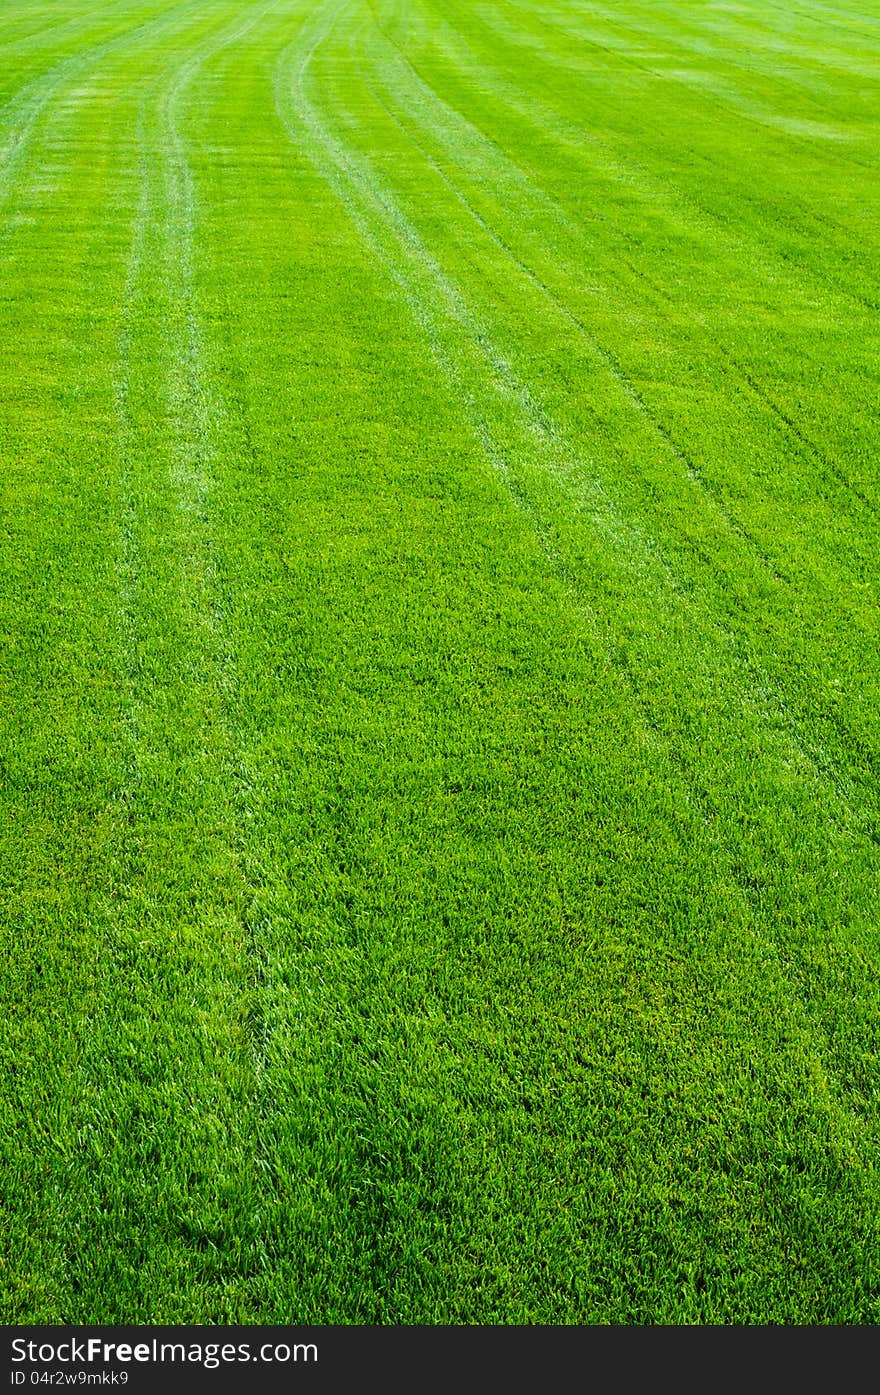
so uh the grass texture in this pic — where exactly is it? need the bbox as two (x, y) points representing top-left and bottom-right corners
(1, 0), (879, 1324)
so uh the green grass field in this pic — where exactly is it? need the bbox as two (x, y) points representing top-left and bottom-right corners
(1, 0), (879, 1324)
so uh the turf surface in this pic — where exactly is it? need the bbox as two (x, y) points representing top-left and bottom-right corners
(1, 0), (879, 1324)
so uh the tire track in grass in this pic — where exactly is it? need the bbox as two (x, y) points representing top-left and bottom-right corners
(277, 0), (879, 851)
(390, 0), (880, 509)
(54, 0), (285, 1321)
(156, 0), (286, 1092)
(346, 0), (880, 974)
(477, 0), (880, 480)
(112, 104), (150, 931)
(177, 3), (499, 1319)
(408, 0), (880, 320)
(0, 11), (198, 1319)
(360, 0), (880, 789)
(113, 0), (281, 1316)
(216, 0), (880, 1309)
(358, 9), (797, 582)
(8, 17), (198, 1323)
(0, 0), (209, 254)
(248, 9), (880, 1317)
(2, 0), (876, 1322)
(354, 1), (880, 1270)
(273, 0), (880, 1160)
(0, 0), (189, 171)
(351, 10), (880, 836)
(274, 1), (702, 581)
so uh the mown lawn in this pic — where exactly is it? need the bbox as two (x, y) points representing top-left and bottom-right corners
(1, 0), (878, 1323)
